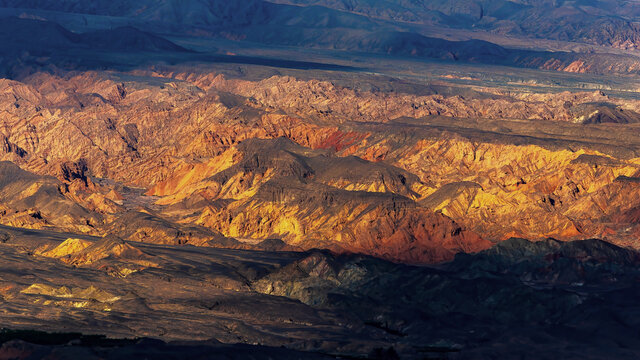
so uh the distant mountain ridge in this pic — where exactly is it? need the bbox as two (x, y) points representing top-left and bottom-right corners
(0, 17), (188, 53)
(268, 0), (640, 50)
(2, 0), (640, 76)
(6, 0), (640, 50)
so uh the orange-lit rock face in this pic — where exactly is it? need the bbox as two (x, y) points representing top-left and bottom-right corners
(341, 133), (640, 245)
(150, 137), (488, 263)
(4, 70), (640, 263)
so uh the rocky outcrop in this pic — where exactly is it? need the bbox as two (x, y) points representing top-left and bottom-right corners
(156, 137), (488, 263)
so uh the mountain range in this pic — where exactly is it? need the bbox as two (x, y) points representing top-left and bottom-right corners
(5, 0), (640, 49)
(2, 0), (640, 358)
(1, 1), (640, 76)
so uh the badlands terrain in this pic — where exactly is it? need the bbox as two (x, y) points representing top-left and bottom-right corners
(1, 0), (640, 359)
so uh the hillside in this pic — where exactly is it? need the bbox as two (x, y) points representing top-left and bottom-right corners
(1, 225), (640, 358)
(270, 0), (640, 50)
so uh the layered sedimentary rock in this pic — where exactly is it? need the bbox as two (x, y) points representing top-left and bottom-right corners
(4, 69), (640, 262)
(151, 138), (487, 263)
